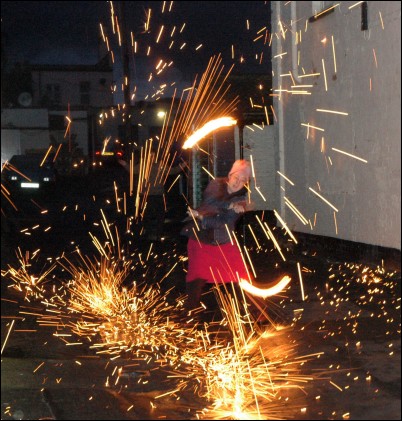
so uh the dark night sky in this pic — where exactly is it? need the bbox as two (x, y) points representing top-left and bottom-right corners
(2, 2), (270, 70)
(2, 1), (271, 101)
(2, 1), (106, 65)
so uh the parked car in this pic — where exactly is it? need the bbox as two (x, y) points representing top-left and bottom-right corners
(93, 139), (124, 168)
(2, 154), (57, 192)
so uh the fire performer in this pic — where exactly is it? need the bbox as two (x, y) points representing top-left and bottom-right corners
(181, 159), (253, 316)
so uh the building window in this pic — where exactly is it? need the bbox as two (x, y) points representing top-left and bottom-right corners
(45, 84), (61, 105)
(48, 114), (65, 130)
(312, 1), (329, 14)
(310, 1), (336, 21)
(80, 81), (90, 105)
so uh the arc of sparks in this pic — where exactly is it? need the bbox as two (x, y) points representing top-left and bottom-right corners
(239, 275), (291, 298)
(182, 117), (237, 149)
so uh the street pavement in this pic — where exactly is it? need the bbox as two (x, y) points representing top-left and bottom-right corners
(1, 171), (400, 420)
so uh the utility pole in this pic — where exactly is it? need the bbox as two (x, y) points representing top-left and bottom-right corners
(119, 1), (131, 154)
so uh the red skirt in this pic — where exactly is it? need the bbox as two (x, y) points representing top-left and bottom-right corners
(186, 238), (251, 284)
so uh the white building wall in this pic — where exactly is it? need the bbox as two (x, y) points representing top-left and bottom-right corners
(271, 1), (401, 250)
(1, 109), (50, 160)
(20, 130), (51, 153)
(1, 130), (21, 166)
(2, 109), (48, 127)
(234, 125), (278, 211)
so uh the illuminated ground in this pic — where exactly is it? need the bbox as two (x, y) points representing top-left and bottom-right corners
(1, 171), (400, 420)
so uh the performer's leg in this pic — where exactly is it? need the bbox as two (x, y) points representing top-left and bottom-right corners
(185, 278), (207, 313)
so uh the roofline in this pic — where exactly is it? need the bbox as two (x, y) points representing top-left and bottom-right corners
(30, 57), (113, 73)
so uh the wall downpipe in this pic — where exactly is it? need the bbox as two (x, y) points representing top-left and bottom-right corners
(275, 1), (286, 218)
(291, 1), (302, 84)
(276, 1), (301, 218)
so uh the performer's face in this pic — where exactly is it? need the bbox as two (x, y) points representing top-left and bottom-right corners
(227, 172), (248, 193)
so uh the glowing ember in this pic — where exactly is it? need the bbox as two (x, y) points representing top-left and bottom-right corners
(182, 117), (237, 149)
(239, 276), (291, 298)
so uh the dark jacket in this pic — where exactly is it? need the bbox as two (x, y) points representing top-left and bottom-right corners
(181, 177), (247, 245)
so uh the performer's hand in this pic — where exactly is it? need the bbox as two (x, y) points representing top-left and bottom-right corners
(229, 202), (245, 214)
(187, 207), (202, 220)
